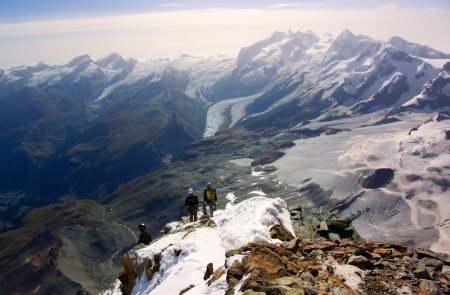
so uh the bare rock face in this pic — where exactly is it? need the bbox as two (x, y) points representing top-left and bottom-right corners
(204, 263), (214, 280)
(217, 206), (450, 294)
(269, 224), (295, 241)
(118, 251), (138, 295)
(179, 284), (195, 295)
(358, 168), (394, 189)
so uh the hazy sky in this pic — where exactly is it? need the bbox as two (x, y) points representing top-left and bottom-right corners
(0, 0), (449, 68)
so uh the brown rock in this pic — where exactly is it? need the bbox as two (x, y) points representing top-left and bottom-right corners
(283, 238), (300, 252)
(270, 224), (295, 241)
(179, 284), (195, 295)
(143, 257), (152, 268)
(208, 266), (226, 285)
(227, 260), (245, 284)
(416, 248), (450, 263)
(402, 255), (413, 265)
(118, 251), (138, 295)
(302, 240), (336, 252)
(146, 268), (154, 281)
(442, 265), (450, 280)
(373, 248), (391, 256)
(418, 279), (439, 295)
(414, 269), (433, 280)
(347, 255), (372, 268)
(392, 249), (404, 257)
(242, 246), (287, 279)
(204, 263), (214, 280)
(339, 240), (356, 247)
(330, 251), (347, 259)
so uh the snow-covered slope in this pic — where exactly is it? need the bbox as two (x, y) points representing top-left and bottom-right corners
(388, 36), (450, 59)
(94, 55), (234, 103)
(1, 30), (449, 135)
(402, 63), (450, 110)
(204, 30), (448, 134)
(0, 53), (234, 103)
(272, 112), (450, 253)
(102, 197), (293, 295)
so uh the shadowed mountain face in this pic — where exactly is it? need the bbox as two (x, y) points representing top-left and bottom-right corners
(0, 65), (205, 232)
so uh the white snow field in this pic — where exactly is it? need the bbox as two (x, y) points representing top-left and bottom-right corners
(102, 197), (294, 295)
(272, 113), (450, 253)
(203, 92), (263, 137)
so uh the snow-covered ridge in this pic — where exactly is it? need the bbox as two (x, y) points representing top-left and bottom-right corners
(103, 197), (293, 295)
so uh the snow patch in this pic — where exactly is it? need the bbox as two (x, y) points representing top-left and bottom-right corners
(248, 190), (266, 196)
(104, 197), (293, 295)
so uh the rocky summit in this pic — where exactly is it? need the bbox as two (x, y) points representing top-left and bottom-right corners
(110, 203), (450, 295)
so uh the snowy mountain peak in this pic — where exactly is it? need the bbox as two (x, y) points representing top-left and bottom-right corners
(324, 30), (379, 62)
(96, 53), (135, 69)
(338, 29), (355, 39)
(444, 62), (450, 71)
(67, 54), (92, 68)
(387, 36), (450, 59)
(236, 30), (316, 67)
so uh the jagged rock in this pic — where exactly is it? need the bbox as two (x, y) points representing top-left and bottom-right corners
(416, 247), (450, 264)
(418, 279), (439, 294)
(270, 224), (295, 241)
(397, 286), (413, 294)
(327, 219), (352, 231)
(179, 284), (195, 295)
(318, 220), (329, 232)
(417, 257), (444, 272)
(283, 237), (300, 252)
(204, 263), (214, 280)
(302, 240), (336, 252)
(347, 255), (372, 268)
(358, 168), (394, 189)
(242, 291), (267, 295)
(414, 269), (433, 280)
(161, 225), (172, 234)
(112, 200), (450, 295)
(436, 111), (450, 122)
(251, 150), (285, 166)
(118, 251), (138, 295)
(329, 233), (341, 242)
(442, 265), (450, 279)
(227, 260), (245, 285)
(207, 266), (226, 286)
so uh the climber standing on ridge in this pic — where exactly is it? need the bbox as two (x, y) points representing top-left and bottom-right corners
(137, 223), (152, 245)
(203, 182), (217, 217)
(185, 188), (199, 222)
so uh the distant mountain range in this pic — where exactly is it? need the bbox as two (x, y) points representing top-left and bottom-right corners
(0, 29), (449, 294)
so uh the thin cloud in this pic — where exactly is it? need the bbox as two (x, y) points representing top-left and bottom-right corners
(269, 2), (327, 9)
(0, 6), (449, 68)
(159, 2), (188, 7)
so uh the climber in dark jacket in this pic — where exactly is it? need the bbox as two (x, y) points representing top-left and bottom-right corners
(137, 223), (152, 245)
(185, 188), (199, 222)
(203, 182), (217, 217)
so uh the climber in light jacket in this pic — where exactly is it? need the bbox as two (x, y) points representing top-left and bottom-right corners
(203, 182), (217, 217)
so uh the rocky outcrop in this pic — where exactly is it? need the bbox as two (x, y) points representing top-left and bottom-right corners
(219, 210), (450, 294)
(114, 206), (449, 295)
(219, 206), (450, 294)
(358, 168), (395, 189)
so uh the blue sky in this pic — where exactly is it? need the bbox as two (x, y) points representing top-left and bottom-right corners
(0, 0), (449, 68)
